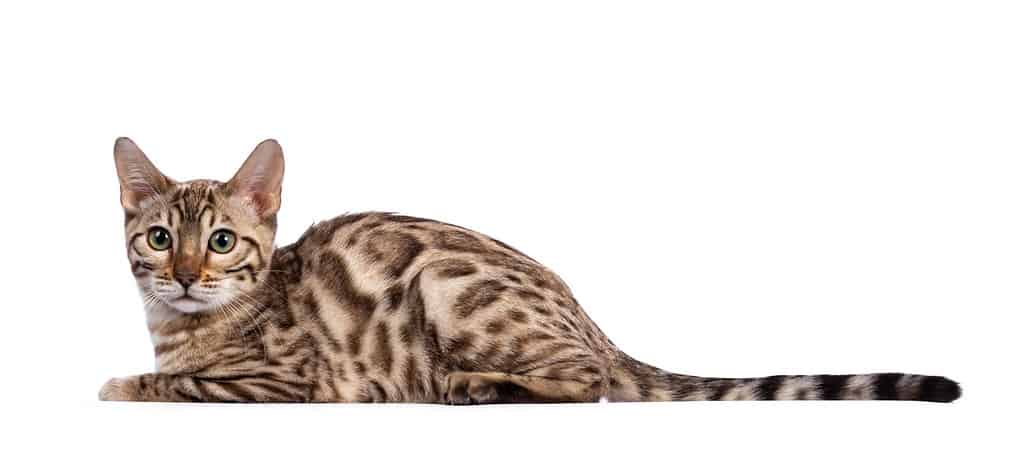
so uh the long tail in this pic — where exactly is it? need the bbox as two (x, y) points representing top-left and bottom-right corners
(610, 354), (961, 403)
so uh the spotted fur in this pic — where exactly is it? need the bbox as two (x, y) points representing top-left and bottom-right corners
(100, 138), (961, 404)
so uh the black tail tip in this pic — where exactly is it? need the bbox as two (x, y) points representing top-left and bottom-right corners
(920, 376), (961, 403)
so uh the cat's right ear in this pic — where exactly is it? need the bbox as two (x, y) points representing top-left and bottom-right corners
(113, 137), (171, 213)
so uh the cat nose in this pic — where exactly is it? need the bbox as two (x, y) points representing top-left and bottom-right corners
(175, 273), (198, 289)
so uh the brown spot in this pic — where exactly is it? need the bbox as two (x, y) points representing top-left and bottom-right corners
(562, 316), (581, 332)
(354, 361), (367, 375)
(453, 280), (507, 318)
(508, 309), (529, 323)
(299, 213), (372, 249)
(403, 356), (426, 398)
(363, 230), (425, 279)
(483, 255), (552, 290)
(552, 321), (573, 333)
(434, 259), (478, 279)
(505, 274), (523, 284)
(371, 322), (394, 375)
(384, 284), (404, 312)
(515, 288), (545, 301)
(530, 305), (553, 316)
(485, 320), (507, 334)
(524, 331), (556, 343)
(445, 331), (477, 355)
(346, 333), (363, 356)
(345, 220), (384, 248)
(398, 323), (414, 347)
(434, 230), (489, 254)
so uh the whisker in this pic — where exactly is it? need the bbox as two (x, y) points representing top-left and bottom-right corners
(222, 291), (269, 361)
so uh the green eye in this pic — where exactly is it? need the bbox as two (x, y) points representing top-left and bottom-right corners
(147, 227), (172, 251)
(209, 229), (236, 254)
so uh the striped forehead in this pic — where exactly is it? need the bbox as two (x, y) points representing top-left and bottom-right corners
(167, 180), (223, 226)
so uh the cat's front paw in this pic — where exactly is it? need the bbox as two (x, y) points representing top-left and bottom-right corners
(99, 377), (138, 401)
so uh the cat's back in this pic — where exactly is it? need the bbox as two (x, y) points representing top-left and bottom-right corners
(284, 212), (564, 291)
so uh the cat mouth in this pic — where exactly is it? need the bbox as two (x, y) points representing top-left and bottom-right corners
(166, 296), (209, 313)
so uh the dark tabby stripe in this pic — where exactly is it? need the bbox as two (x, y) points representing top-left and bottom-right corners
(453, 280), (507, 318)
(818, 374), (850, 400)
(365, 230), (424, 278)
(755, 375), (787, 400)
(241, 236), (265, 266)
(435, 259), (478, 278)
(371, 322), (394, 375)
(298, 293), (343, 353)
(226, 264), (257, 282)
(317, 251), (376, 354)
(384, 284), (404, 311)
(874, 372), (902, 400)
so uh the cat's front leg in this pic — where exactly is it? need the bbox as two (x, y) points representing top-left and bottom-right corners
(99, 373), (310, 402)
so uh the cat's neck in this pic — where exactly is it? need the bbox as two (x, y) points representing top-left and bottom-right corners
(142, 247), (296, 373)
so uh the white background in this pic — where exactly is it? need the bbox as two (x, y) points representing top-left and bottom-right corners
(0, 1), (1019, 451)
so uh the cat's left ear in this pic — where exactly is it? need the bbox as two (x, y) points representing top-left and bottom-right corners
(226, 139), (285, 218)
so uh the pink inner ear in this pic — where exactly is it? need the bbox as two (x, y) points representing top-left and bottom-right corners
(227, 139), (284, 217)
(120, 172), (169, 211)
(249, 192), (277, 217)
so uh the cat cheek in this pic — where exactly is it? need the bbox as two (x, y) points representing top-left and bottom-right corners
(134, 275), (153, 290)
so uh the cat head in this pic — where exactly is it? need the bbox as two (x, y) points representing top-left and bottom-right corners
(113, 138), (284, 314)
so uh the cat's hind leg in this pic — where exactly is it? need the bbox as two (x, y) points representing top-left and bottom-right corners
(415, 255), (616, 404)
(443, 365), (606, 404)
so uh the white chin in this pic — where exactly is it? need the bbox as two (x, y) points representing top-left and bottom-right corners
(166, 297), (210, 313)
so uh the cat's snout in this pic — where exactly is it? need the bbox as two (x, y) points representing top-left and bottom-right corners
(174, 272), (198, 289)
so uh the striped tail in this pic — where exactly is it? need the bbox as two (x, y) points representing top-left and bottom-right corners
(611, 354), (961, 403)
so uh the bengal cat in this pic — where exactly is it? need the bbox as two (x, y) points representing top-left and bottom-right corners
(100, 138), (961, 404)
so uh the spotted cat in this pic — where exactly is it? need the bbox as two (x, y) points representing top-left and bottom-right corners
(100, 138), (961, 403)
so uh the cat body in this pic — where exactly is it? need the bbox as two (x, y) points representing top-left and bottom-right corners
(101, 138), (961, 403)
